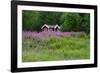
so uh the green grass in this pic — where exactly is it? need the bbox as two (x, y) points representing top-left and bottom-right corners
(22, 35), (90, 62)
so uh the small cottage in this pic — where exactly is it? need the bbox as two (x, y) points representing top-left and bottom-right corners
(41, 24), (60, 32)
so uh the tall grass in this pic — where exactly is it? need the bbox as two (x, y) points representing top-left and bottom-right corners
(22, 33), (90, 62)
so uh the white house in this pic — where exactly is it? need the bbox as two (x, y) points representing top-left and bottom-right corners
(41, 24), (61, 31)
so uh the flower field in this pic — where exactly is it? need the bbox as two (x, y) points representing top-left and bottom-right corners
(22, 31), (90, 62)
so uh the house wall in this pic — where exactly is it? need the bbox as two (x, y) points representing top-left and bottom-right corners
(43, 27), (48, 31)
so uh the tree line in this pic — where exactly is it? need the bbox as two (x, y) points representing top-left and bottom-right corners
(22, 10), (90, 33)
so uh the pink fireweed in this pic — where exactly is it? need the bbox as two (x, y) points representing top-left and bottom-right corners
(22, 31), (83, 39)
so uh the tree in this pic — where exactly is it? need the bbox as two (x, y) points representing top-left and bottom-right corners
(22, 11), (62, 31)
(79, 13), (90, 33)
(22, 10), (40, 31)
(60, 13), (82, 31)
(22, 10), (90, 33)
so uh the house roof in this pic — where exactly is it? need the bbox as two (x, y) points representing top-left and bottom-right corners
(41, 24), (60, 29)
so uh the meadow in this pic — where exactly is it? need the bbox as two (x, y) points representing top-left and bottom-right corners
(22, 31), (90, 62)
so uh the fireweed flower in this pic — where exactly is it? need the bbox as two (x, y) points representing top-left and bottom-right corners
(22, 31), (83, 39)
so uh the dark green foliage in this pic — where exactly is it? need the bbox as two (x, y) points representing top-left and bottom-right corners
(60, 13), (82, 31)
(38, 12), (62, 25)
(22, 10), (90, 33)
(22, 11), (37, 31)
(80, 14), (90, 33)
